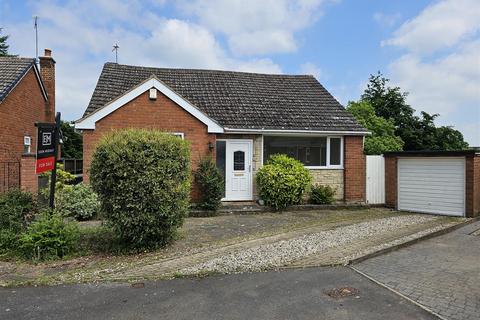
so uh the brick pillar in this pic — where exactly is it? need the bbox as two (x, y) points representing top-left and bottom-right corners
(465, 155), (480, 218)
(20, 154), (38, 193)
(384, 156), (397, 209)
(343, 136), (366, 203)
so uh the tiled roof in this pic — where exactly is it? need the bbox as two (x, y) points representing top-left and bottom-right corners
(0, 57), (36, 103)
(84, 63), (367, 132)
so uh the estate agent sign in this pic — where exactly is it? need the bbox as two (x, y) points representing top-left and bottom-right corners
(35, 123), (56, 174)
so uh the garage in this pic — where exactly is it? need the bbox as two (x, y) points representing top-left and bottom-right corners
(398, 158), (465, 216)
(384, 151), (480, 218)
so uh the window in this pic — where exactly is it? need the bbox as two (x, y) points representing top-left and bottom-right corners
(263, 136), (342, 168)
(171, 132), (184, 139)
(233, 150), (245, 170)
(23, 136), (31, 154)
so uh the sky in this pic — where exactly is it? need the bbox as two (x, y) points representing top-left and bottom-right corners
(1, 0), (479, 145)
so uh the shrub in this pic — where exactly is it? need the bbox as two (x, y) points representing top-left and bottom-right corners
(56, 183), (99, 220)
(256, 154), (312, 210)
(39, 164), (76, 199)
(310, 184), (336, 205)
(90, 129), (191, 249)
(19, 212), (79, 261)
(0, 230), (18, 256)
(195, 157), (224, 211)
(0, 189), (37, 232)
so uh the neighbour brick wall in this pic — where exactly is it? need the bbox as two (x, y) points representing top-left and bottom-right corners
(343, 136), (365, 202)
(310, 169), (344, 200)
(384, 156), (397, 209)
(20, 155), (37, 193)
(82, 90), (215, 201)
(0, 68), (50, 192)
(39, 50), (55, 123)
(466, 155), (480, 217)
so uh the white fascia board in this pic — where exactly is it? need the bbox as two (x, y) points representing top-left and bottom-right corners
(75, 77), (224, 133)
(223, 128), (370, 135)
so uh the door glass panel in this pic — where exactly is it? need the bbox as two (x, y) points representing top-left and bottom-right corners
(233, 150), (245, 171)
(216, 141), (226, 197)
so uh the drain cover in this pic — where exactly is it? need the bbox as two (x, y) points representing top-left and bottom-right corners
(325, 286), (360, 299)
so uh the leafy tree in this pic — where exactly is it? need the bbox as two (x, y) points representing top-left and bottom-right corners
(360, 72), (468, 151)
(0, 28), (10, 56)
(347, 101), (404, 154)
(60, 121), (83, 159)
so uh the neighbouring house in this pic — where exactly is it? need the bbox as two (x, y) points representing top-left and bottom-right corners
(76, 63), (369, 202)
(0, 49), (56, 193)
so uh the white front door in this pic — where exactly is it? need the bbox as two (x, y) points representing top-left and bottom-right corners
(224, 140), (253, 201)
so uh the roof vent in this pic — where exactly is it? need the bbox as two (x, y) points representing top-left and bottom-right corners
(149, 88), (157, 100)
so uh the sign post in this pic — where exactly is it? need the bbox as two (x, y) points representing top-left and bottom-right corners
(36, 112), (61, 209)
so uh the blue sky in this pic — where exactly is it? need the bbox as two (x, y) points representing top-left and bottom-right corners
(1, 0), (479, 145)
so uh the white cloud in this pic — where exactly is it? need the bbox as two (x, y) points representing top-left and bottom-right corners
(179, 0), (335, 56)
(382, 0), (480, 54)
(373, 12), (401, 28)
(299, 62), (323, 80)
(383, 0), (480, 145)
(5, 1), (283, 121)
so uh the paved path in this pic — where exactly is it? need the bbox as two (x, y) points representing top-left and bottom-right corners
(354, 220), (480, 320)
(0, 267), (436, 320)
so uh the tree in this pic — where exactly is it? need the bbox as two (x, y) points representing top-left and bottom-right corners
(60, 121), (83, 159)
(360, 72), (468, 151)
(0, 28), (10, 56)
(347, 101), (404, 154)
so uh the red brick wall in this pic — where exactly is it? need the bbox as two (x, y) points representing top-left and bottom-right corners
(343, 136), (365, 202)
(20, 155), (37, 193)
(39, 51), (55, 123)
(384, 156), (397, 209)
(82, 90), (215, 200)
(466, 155), (480, 217)
(0, 67), (50, 192)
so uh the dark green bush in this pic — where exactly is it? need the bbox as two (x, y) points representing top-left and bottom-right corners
(19, 212), (79, 261)
(195, 157), (224, 211)
(0, 189), (37, 232)
(0, 229), (18, 256)
(310, 184), (336, 205)
(90, 129), (191, 249)
(256, 154), (312, 210)
(56, 183), (99, 220)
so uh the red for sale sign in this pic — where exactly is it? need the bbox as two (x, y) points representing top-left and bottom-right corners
(36, 123), (56, 174)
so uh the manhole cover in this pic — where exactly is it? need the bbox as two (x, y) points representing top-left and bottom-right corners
(325, 286), (360, 299)
(131, 282), (145, 288)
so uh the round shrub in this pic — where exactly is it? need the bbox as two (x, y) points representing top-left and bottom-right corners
(19, 211), (79, 261)
(194, 157), (224, 211)
(90, 129), (191, 249)
(310, 184), (336, 205)
(56, 183), (99, 220)
(256, 154), (312, 210)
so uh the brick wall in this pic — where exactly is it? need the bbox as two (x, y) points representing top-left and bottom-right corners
(20, 155), (37, 193)
(82, 90), (215, 200)
(344, 136), (365, 202)
(0, 67), (50, 192)
(384, 156), (397, 209)
(466, 155), (480, 217)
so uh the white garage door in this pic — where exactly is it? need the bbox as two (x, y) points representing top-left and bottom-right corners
(398, 158), (465, 216)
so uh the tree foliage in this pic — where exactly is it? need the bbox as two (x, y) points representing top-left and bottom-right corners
(360, 72), (468, 151)
(60, 121), (83, 159)
(347, 101), (404, 154)
(0, 28), (10, 56)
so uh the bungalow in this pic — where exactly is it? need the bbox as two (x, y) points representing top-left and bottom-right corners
(76, 63), (369, 202)
(0, 49), (56, 193)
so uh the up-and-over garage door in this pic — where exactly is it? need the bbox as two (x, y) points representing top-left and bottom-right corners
(398, 158), (465, 216)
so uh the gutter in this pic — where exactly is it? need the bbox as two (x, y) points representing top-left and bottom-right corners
(223, 128), (371, 136)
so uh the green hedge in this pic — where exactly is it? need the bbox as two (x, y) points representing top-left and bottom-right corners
(194, 157), (224, 211)
(90, 129), (191, 249)
(256, 154), (312, 210)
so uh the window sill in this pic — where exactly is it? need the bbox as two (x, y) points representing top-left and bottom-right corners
(305, 166), (344, 170)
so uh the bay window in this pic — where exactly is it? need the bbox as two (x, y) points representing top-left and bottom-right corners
(263, 136), (343, 168)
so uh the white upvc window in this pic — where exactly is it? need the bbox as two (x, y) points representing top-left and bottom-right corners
(23, 136), (31, 153)
(171, 132), (184, 139)
(263, 135), (343, 169)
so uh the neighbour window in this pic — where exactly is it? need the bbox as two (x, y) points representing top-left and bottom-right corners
(263, 136), (342, 168)
(171, 132), (184, 139)
(23, 136), (31, 154)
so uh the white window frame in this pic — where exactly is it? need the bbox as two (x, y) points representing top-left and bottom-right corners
(263, 135), (343, 169)
(171, 132), (184, 139)
(23, 136), (31, 154)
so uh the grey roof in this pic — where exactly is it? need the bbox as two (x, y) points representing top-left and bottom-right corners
(0, 57), (36, 103)
(84, 62), (367, 132)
